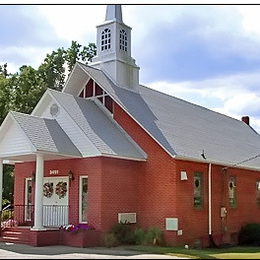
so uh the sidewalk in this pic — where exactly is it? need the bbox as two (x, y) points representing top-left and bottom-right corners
(0, 242), (187, 259)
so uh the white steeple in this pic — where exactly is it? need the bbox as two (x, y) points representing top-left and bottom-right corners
(105, 5), (123, 22)
(90, 5), (140, 91)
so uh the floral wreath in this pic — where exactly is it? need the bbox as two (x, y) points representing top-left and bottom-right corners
(43, 182), (53, 198)
(55, 181), (67, 199)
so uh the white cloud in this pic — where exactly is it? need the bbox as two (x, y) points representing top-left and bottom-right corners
(36, 5), (106, 43)
(236, 6), (260, 38)
(0, 46), (54, 72)
(223, 92), (260, 115)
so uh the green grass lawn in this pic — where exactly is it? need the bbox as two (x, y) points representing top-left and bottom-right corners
(126, 245), (260, 259)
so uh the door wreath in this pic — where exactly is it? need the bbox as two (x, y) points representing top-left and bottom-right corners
(55, 181), (67, 199)
(43, 182), (54, 198)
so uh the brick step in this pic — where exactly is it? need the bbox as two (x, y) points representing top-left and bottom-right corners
(3, 231), (22, 235)
(0, 237), (31, 245)
(0, 227), (31, 245)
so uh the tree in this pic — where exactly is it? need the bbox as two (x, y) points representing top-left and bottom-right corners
(2, 165), (14, 206)
(0, 74), (12, 124)
(38, 41), (96, 92)
(0, 63), (9, 78)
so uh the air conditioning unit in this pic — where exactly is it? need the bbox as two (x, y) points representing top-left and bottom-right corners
(118, 213), (136, 224)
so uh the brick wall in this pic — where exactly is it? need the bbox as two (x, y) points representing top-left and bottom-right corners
(100, 157), (145, 233)
(113, 102), (260, 247)
(113, 103), (178, 245)
(13, 101), (260, 247)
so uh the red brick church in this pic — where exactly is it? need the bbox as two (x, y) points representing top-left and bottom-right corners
(1, 5), (260, 247)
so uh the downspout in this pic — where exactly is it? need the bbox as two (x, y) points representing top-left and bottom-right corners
(208, 163), (212, 238)
(208, 163), (218, 248)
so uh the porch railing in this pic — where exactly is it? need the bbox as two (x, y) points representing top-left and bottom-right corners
(43, 205), (69, 227)
(1, 205), (34, 228)
(1, 205), (69, 228)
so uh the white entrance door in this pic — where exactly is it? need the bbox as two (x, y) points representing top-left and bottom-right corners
(42, 177), (69, 227)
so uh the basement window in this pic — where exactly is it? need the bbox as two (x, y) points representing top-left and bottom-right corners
(194, 172), (203, 209)
(229, 176), (237, 208)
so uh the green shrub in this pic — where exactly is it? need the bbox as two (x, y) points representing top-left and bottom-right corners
(134, 228), (146, 245)
(145, 226), (164, 246)
(104, 233), (119, 248)
(238, 223), (260, 246)
(110, 222), (134, 245)
(1, 210), (13, 222)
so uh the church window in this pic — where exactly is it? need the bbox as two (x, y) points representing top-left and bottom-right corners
(194, 172), (203, 209)
(101, 28), (111, 51)
(119, 29), (127, 51)
(79, 176), (88, 223)
(229, 176), (236, 208)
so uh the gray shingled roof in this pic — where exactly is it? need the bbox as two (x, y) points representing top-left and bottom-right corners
(12, 111), (81, 157)
(78, 63), (260, 169)
(49, 89), (147, 160)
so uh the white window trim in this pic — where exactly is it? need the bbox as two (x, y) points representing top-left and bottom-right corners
(79, 176), (88, 223)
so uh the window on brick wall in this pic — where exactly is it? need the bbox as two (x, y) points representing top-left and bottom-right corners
(256, 181), (260, 207)
(25, 178), (33, 221)
(79, 176), (88, 223)
(229, 176), (236, 208)
(194, 172), (203, 209)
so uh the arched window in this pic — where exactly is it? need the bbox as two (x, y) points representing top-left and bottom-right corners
(119, 29), (127, 52)
(101, 28), (111, 51)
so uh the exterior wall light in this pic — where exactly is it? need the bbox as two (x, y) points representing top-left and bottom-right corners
(68, 170), (75, 181)
(31, 172), (35, 182)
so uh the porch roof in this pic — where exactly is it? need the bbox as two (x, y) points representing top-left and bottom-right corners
(0, 111), (82, 162)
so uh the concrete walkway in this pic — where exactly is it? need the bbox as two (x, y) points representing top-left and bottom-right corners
(0, 242), (188, 259)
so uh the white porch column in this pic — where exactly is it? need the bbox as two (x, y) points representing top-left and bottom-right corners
(0, 159), (3, 212)
(32, 154), (44, 230)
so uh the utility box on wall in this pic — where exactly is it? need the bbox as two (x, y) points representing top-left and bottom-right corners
(165, 218), (178, 231)
(118, 213), (136, 224)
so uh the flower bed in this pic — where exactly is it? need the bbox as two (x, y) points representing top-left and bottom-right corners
(60, 223), (101, 247)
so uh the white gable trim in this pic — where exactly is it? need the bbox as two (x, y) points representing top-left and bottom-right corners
(0, 112), (36, 158)
(62, 63), (91, 96)
(31, 90), (53, 117)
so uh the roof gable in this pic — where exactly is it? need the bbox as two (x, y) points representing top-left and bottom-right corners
(71, 63), (260, 169)
(0, 111), (81, 160)
(49, 89), (147, 160)
(0, 113), (35, 158)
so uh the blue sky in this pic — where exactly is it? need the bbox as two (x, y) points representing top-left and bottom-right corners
(2, 4), (260, 132)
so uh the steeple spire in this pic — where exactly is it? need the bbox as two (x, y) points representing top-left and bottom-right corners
(90, 5), (140, 91)
(105, 5), (123, 22)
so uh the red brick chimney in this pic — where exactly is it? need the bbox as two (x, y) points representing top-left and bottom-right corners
(241, 116), (250, 125)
